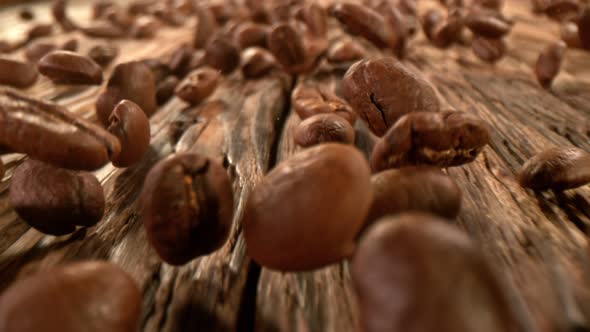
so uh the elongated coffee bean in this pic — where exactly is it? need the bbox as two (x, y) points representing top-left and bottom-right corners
(268, 23), (307, 73)
(88, 44), (119, 67)
(326, 39), (367, 64)
(194, 4), (218, 48)
(241, 47), (280, 78)
(10, 159), (105, 235)
(331, 3), (399, 50)
(518, 147), (590, 191)
(371, 111), (490, 171)
(234, 22), (269, 49)
(472, 36), (506, 63)
(243, 144), (372, 271)
(294, 113), (356, 147)
(292, 83), (356, 124)
(0, 88), (120, 170)
(465, 15), (511, 38)
(108, 100), (151, 167)
(175, 67), (220, 105)
(25, 41), (57, 63)
(0, 261), (141, 332)
(353, 214), (520, 332)
(343, 58), (440, 136)
(535, 41), (566, 88)
(141, 153), (234, 265)
(0, 58), (38, 88)
(38, 51), (103, 85)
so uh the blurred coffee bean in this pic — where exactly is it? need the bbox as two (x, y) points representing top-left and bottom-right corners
(130, 17), (159, 39)
(19, 7), (35, 21)
(561, 21), (582, 48)
(156, 75), (179, 105)
(0, 58), (38, 88)
(88, 44), (119, 67)
(174, 67), (220, 105)
(326, 39), (367, 64)
(294, 113), (356, 147)
(579, 6), (590, 49)
(194, 5), (218, 48)
(25, 41), (57, 63)
(167, 43), (194, 77)
(52, 0), (78, 31)
(544, 0), (581, 21)
(38, 51), (103, 85)
(81, 22), (126, 39)
(268, 23), (308, 73)
(465, 14), (511, 38)
(518, 147), (590, 191)
(241, 47), (280, 78)
(234, 22), (270, 49)
(61, 38), (78, 52)
(204, 36), (240, 74)
(472, 36), (506, 63)
(535, 40), (566, 88)
(292, 83), (357, 124)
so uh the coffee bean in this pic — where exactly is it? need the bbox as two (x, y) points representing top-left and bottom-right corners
(299, 4), (327, 38)
(366, 167), (462, 229)
(96, 61), (157, 127)
(81, 22), (126, 39)
(375, 1), (408, 55)
(465, 14), (511, 38)
(535, 41), (566, 88)
(140, 58), (171, 82)
(88, 44), (119, 67)
(518, 147), (590, 191)
(331, 3), (400, 50)
(188, 50), (206, 72)
(152, 5), (185, 26)
(234, 22), (270, 49)
(292, 83), (357, 124)
(243, 144), (372, 271)
(268, 23), (308, 73)
(343, 58), (440, 137)
(352, 213), (519, 332)
(204, 36), (240, 74)
(25, 41), (57, 63)
(326, 39), (367, 64)
(472, 36), (506, 63)
(104, 7), (136, 29)
(561, 21), (582, 48)
(52, 0), (78, 31)
(141, 152), (234, 265)
(371, 111), (490, 171)
(294, 113), (356, 147)
(167, 43), (194, 77)
(241, 47), (280, 78)
(0, 58), (38, 88)
(0, 261), (142, 332)
(107, 100), (151, 167)
(579, 6), (590, 49)
(429, 9), (465, 48)
(26, 23), (54, 42)
(475, 0), (504, 9)
(61, 38), (78, 52)
(174, 67), (220, 105)
(544, 0), (581, 21)
(38, 51), (103, 85)
(19, 7), (35, 21)
(10, 159), (104, 235)
(421, 9), (444, 40)
(93, 0), (115, 19)
(194, 4), (218, 48)
(130, 16), (160, 39)
(156, 75), (179, 105)
(0, 88), (121, 170)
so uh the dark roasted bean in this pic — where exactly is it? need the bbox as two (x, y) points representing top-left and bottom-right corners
(52, 0), (78, 31)
(518, 147), (590, 191)
(243, 144), (372, 271)
(371, 111), (490, 171)
(561, 21), (582, 48)
(26, 23), (53, 42)
(326, 39), (367, 64)
(375, 1), (408, 55)
(544, 0), (581, 21)
(0, 159), (4, 179)
(107, 100), (151, 167)
(472, 36), (506, 63)
(268, 23), (308, 73)
(19, 7), (35, 21)
(174, 67), (220, 105)
(87, 44), (119, 67)
(292, 83), (357, 124)
(194, 5), (218, 48)
(465, 15), (511, 38)
(141, 152), (234, 265)
(25, 41), (57, 63)
(61, 38), (78, 52)
(234, 22), (270, 49)
(579, 6), (590, 49)
(430, 9), (465, 48)
(294, 113), (356, 147)
(0, 58), (38, 88)
(475, 0), (504, 9)
(156, 75), (179, 105)
(38, 51), (103, 85)
(81, 22), (126, 39)
(204, 36), (240, 74)
(167, 44), (194, 77)
(241, 47), (280, 78)
(535, 41), (566, 88)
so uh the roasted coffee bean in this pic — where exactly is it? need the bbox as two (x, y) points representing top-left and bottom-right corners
(579, 6), (590, 49)
(107, 100), (151, 167)
(10, 159), (105, 235)
(194, 5), (218, 48)
(299, 3), (327, 37)
(81, 22), (126, 39)
(371, 111), (490, 171)
(140, 58), (171, 82)
(472, 36), (506, 63)
(544, 0), (581, 21)
(188, 50), (206, 72)
(399, 0), (417, 15)
(326, 39), (367, 64)
(268, 23), (308, 73)
(130, 17), (159, 39)
(331, 3), (400, 50)
(96, 61), (157, 126)
(152, 5), (185, 26)
(52, 0), (78, 31)
(61, 38), (78, 52)
(0, 58), (38, 88)
(141, 152), (234, 265)
(25, 41), (57, 63)
(167, 44), (194, 77)
(234, 22), (270, 49)
(243, 144), (372, 271)
(366, 167), (462, 229)
(375, 1), (408, 55)
(429, 9), (465, 48)
(421, 8), (444, 40)
(93, 0), (115, 19)
(175, 67), (220, 105)
(343, 58), (440, 137)
(0, 88), (120, 170)
(88, 44), (119, 67)
(0, 261), (142, 332)
(518, 147), (590, 191)
(535, 41), (566, 88)
(26, 23), (54, 42)
(465, 14), (511, 38)
(204, 36), (240, 74)
(104, 7), (136, 29)
(353, 213), (519, 332)
(156, 75), (179, 105)
(561, 21), (582, 48)
(241, 47), (280, 78)
(292, 83), (357, 124)
(294, 113), (356, 147)
(38, 51), (103, 85)
(19, 7), (35, 21)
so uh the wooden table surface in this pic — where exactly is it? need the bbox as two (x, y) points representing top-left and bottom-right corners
(1, 1), (590, 331)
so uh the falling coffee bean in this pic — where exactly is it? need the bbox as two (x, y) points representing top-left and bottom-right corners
(375, 1), (408, 55)
(326, 39), (367, 64)
(38, 51), (103, 85)
(241, 47), (280, 78)
(294, 113), (356, 147)
(535, 40), (566, 88)
(292, 83), (357, 124)
(353, 213), (520, 332)
(104, 6), (135, 29)
(299, 3), (328, 38)
(10, 159), (105, 235)
(234, 22), (270, 49)
(25, 41), (57, 63)
(0, 261), (142, 332)
(371, 111), (490, 171)
(465, 14), (511, 38)
(331, 3), (399, 50)
(0, 57), (38, 88)
(107, 100), (151, 167)
(518, 147), (590, 191)
(243, 144), (372, 271)
(268, 23), (308, 73)
(472, 36), (506, 63)
(204, 36), (240, 74)
(88, 44), (119, 67)
(0, 88), (120, 170)
(343, 57), (440, 137)
(156, 75), (179, 105)
(175, 67), (220, 105)
(141, 152), (234, 265)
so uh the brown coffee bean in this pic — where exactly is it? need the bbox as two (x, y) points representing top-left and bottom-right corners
(371, 111), (490, 171)
(25, 41), (57, 63)
(52, 0), (78, 31)
(465, 15), (511, 38)
(292, 83), (357, 124)
(535, 41), (566, 88)
(38, 51), (103, 85)
(130, 17), (160, 39)
(156, 75), (179, 105)
(234, 22), (270, 49)
(475, 0), (504, 9)
(140, 58), (171, 82)
(430, 9), (465, 48)
(544, 0), (581, 21)
(81, 22), (126, 39)
(19, 7), (35, 21)
(421, 8), (444, 40)
(561, 21), (582, 48)
(241, 47), (280, 78)
(194, 5), (218, 48)
(96, 61), (157, 127)
(174, 67), (220, 105)
(300, 4), (327, 38)
(167, 43), (194, 77)
(152, 5), (185, 26)
(343, 58), (440, 137)
(0, 261), (141, 332)
(472, 36), (506, 63)
(294, 113), (356, 147)
(366, 167), (462, 229)
(375, 1), (408, 55)
(141, 152), (234, 265)
(107, 100), (151, 168)
(518, 147), (590, 191)
(0, 88), (121, 170)
(326, 39), (367, 64)
(10, 159), (104, 235)
(331, 3), (400, 50)
(399, 0), (417, 15)
(93, 0), (115, 19)
(243, 144), (372, 271)
(204, 36), (240, 74)
(104, 7), (136, 29)
(268, 23), (308, 73)
(353, 213), (519, 332)
(26, 23), (54, 42)
(0, 58), (38, 88)
(88, 44), (119, 67)
(579, 6), (590, 49)
(61, 38), (78, 52)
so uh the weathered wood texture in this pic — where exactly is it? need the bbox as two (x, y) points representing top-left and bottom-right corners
(1, 0), (590, 331)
